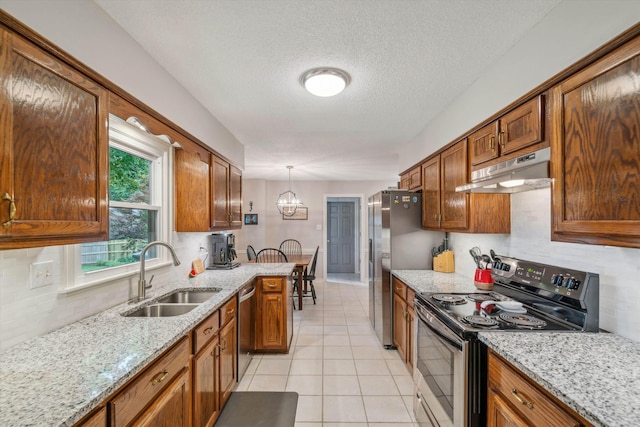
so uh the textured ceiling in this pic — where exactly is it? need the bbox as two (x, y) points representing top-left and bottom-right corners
(94, 0), (560, 182)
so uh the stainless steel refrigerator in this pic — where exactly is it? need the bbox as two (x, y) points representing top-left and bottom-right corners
(368, 190), (443, 348)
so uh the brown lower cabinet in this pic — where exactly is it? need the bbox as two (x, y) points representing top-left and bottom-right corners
(255, 276), (294, 352)
(392, 277), (414, 373)
(109, 337), (191, 427)
(487, 349), (593, 427)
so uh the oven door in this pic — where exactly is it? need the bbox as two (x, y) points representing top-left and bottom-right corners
(414, 299), (467, 427)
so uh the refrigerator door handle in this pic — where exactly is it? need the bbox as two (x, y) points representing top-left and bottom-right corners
(369, 239), (372, 262)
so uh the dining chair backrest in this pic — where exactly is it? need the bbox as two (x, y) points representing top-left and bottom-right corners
(279, 239), (302, 257)
(246, 245), (257, 261)
(256, 248), (288, 263)
(304, 246), (320, 279)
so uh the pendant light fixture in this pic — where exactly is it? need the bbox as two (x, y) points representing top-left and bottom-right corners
(276, 166), (301, 216)
(301, 67), (350, 97)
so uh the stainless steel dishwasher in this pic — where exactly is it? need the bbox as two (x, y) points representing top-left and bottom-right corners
(237, 281), (256, 380)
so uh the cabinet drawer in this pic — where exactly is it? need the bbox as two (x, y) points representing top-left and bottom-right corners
(110, 337), (190, 427)
(261, 277), (284, 293)
(220, 297), (237, 326)
(392, 277), (407, 300)
(488, 352), (581, 427)
(193, 310), (220, 354)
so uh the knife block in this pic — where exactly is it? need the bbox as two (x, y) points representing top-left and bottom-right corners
(433, 250), (455, 273)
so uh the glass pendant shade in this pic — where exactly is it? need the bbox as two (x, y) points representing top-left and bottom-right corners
(276, 166), (301, 216)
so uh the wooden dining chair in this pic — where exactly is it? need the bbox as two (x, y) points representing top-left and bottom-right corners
(255, 248), (288, 263)
(279, 239), (302, 258)
(294, 246), (318, 305)
(246, 245), (257, 261)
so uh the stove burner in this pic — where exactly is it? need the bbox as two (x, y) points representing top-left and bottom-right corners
(462, 315), (499, 327)
(499, 313), (547, 329)
(432, 294), (467, 305)
(466, 293), (494, 302)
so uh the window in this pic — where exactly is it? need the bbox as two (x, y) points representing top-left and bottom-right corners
(62, 115), (173, 291)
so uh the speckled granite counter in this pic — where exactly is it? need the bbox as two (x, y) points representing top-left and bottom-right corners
(0, 263), (294, 427)
(392, 269), (477, 294)
(479, 332), (640, 427)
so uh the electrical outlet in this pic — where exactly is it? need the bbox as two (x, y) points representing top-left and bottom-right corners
(30, 261), (54, 289)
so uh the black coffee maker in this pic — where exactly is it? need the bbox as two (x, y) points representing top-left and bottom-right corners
(207, 233), (240, 269)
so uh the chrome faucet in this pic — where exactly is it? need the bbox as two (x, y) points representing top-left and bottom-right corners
(133, 241), (181, 303)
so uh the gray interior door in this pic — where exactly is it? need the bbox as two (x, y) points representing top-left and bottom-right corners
(327, 201), (356, 273)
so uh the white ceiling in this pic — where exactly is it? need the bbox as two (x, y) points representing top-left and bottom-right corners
(94, 0), (560, 182)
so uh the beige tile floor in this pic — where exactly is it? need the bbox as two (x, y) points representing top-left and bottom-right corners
(235, 279), (418, 427)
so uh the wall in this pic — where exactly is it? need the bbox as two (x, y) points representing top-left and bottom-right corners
(0, 0), (244, 167)
(235, 179), (395, 276)
(399, 1), (640, 342)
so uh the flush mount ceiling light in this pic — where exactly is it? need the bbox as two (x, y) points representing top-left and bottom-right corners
(301, 67), (350, 97)
(276, 166), (302, 217)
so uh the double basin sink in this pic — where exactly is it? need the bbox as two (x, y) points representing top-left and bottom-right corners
(123, 289), (221, 318)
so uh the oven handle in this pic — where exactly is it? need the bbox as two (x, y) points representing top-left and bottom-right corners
(415, 301), (464, 351)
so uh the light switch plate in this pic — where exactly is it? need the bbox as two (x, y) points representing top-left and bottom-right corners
(30, 261), (54, 289)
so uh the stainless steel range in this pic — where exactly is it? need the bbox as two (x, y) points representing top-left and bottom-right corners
(413, 256), (599, 427)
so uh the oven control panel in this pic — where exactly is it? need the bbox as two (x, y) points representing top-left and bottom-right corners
(491, 256), (597, 302)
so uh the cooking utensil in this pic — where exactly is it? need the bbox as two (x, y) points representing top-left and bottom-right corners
(469, 249), (482, 269)
(481, 254), (491, 269)
(489, 249), (497, 261)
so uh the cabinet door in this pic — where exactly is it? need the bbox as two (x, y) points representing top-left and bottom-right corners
(0, 27), (108, 248)
(487, 387), (530, 427)
(551, 35), (640, 248)
(219, 317), (237, 408)
(469, 121), (499, 166)
(408, 166), (422, 190)
(259, 293), (284, 349)
(76, 407), (107, 427)
(132, 369), (190, 427)
(229, 165), (243, 228)
(440, 141), (469, 229)
(406, 305), (414, 372)
(175, 148), (211, 232)
(393, 293), (407, 362)
(499, 96), (543, 156)
(211, 155), (230, 228)
(421, 156), (441, 228)
(192, 337), (219, 427)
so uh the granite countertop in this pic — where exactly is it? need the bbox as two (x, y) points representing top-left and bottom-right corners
(393, 269), (640, 427)
(479, 332), (640, 427)
(0, 263), (294, 427)
(392, 269), (477, 294)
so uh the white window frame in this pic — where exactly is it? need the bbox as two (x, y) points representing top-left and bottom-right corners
(60, 115), (174, 293)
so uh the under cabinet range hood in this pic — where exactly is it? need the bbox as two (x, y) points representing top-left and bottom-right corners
(456, 147), (552, 193)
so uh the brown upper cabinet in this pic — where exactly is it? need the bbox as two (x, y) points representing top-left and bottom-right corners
(0, 26), (109, 249)
(211, 155), (242, 230)
(550, 34), (640, 248)
(399, 165), (422, 190)
(422, 140), (510, 233)
(174, 148), (211, 232)
(468, 95), (545, 168)
(174, 151), (242, 232)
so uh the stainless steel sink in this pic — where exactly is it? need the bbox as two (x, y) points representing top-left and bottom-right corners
(156, 289), (220, 304)
(123, 304), (198, 317)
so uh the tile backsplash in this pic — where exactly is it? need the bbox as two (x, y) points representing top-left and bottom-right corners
(0, 232), (207, 350)
(449, 188), (640, 342)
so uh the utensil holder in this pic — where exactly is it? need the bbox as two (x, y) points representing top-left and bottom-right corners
(433, 250), (455, 273)
(474, 268), (494, 290)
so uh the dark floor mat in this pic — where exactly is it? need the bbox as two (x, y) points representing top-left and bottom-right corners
(214, 391), (299, 427)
